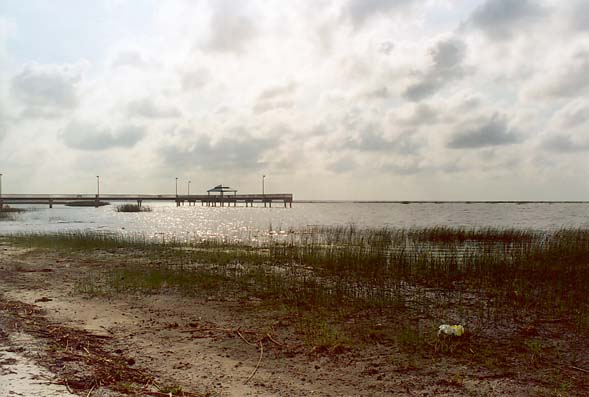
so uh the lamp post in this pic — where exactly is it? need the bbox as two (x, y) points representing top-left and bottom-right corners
(175, 177), (178, 197)
(96, 176), (100, 197)
(0, 173), (3, 209)
(187, 180), (191, 196)
(262, 175), (266, 196)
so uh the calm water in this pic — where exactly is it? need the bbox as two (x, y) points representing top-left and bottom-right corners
(1, 202), (589, 242)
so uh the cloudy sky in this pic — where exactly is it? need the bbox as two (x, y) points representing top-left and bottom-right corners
(1, 0), (588, 200)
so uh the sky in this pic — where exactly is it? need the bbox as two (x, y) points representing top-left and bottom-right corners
(1, 0), (588, 200)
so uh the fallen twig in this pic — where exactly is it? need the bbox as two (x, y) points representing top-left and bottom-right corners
(265, 333), (283, 347)
(245, 341), (264, 384)
(570, 365), (589, 374)
(236, 329), (257, 347)
(99, 325), (115, 335)
(64, 379), (74, 394)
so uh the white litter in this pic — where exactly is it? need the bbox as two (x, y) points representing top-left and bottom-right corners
(438, 324), (465, 337)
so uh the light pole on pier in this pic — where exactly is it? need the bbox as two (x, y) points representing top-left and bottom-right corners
(0, 173), (3, 208)
(187, 180), (191, 196)
(96, 176), (100, 197)
(175, 177), (178, 197)
(262, 175), (266, 196)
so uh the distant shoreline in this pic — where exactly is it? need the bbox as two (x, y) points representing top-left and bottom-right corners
(294, 200), (589, 204)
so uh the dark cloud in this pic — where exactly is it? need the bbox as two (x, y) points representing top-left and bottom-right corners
(381, 162), (423, 176)
(403, 79), (443, 102)
(541, 134), (589, 153)
(254, 83), (297, 114)
(60, 122), (145, 150)
(362, 86), (390, 100)
(542, 51), (589, 98)
(112, 51), (150, 68)
(161, 132), (277, 171)
(447, 114), (521, 149)
(345, 129), (420, 155)
(327, 156), (357, 173)
(253, 100), (294, 114)
(571, 1), (589, 32)
(343, 0), (423, 27)
(378, 41), (395, 55)
(396, 104), (439, 127)
(431, 39), (466, 71)
(258, 82), (297, 100)
(126, 98), (181, 118)
(206, 4), (257, 53)
(403, 38), (466, 102)
(11, 64), (80, 116)
(0, 106), (6, 142)
(468, 0), (546, 40)
(556, 101), (589, 128)
(180, 68), (210, 91)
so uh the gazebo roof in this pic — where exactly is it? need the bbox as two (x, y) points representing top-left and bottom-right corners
(207, 184), (237, 193)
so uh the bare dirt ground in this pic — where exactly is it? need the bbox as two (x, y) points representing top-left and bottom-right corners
(1, 241), (588, 396)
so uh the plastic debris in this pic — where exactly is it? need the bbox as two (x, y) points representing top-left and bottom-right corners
(438, 324), (465, 337)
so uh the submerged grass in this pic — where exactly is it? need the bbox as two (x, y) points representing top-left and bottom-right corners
(115, 204), (152, 212)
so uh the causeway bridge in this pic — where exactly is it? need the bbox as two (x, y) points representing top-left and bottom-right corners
(0, 193), (294, 208)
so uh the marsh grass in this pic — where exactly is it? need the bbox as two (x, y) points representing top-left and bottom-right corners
(0, 211), (15, 221)
(115, 204), (152, 212)
(0, 206), (26, 221)
(12, 227), (589, 362)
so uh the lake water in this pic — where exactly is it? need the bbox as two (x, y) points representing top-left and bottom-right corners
(1, 202), (589, 242)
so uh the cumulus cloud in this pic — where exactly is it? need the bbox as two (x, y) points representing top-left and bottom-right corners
(327, 156), (357, 173)
(541, 134), (589, 153)
(180, 68), (210, 91)
(253, 83), (297, 114)
(361, 86), (390, 100)
(395, 104), (439, 127)
(205, 3), (257, 53)
(538, 50), (589, 98)
(469, 0), (547, 38)
(161, 131), (278, 170)
(447, 114), (521, 149)
(0, 106), (7, 142)
(10, 63), (82, 116)
(126, 98), (181, 118)
(403, 38), (467, 102)
(551, 100), (589, 128)
(570, 1), (589, 32)
(468, 0), (546, 40)
(112, 51), (151, 68)
(343, 0), (423, 27)
(60, 122), (145, 150)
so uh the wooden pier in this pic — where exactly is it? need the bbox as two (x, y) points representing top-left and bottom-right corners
(0, 193), (293, 208)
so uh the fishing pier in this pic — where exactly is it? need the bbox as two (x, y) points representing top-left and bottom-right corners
(0, 193), (293, 208)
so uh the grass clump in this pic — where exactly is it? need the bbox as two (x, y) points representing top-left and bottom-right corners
(0, 206), (26, 221)
(7, 231), (154, 251)
(115, 204), (152, 212)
